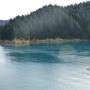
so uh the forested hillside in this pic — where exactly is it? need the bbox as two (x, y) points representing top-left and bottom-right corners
(0, 1), (90, 41)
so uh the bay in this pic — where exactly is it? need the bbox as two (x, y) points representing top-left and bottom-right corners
(0, 41), (90, 90)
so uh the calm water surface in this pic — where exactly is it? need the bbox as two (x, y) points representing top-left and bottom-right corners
(0, 42), (90, 90)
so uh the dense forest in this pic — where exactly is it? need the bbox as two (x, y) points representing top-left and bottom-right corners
(0, 1), (90, 41)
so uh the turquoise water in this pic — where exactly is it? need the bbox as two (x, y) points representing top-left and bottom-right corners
(0, 42), (90, 90)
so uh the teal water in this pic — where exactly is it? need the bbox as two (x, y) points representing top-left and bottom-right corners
(0, 42), (90, 90)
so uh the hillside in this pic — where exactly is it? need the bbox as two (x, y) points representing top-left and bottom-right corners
(0, 1), (90, 44)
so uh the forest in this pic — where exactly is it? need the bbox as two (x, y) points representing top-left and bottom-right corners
(0, 1), (90, 41)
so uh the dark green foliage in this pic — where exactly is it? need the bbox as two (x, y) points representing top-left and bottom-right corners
(0, 1), (90, 40)
(66, 1), (90, 38)
(0, 19), (14, 40)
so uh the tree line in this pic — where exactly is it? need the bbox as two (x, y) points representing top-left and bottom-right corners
(0, 1), (90, 40)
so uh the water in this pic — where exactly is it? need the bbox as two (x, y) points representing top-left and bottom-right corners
(0, 42), (90, 90)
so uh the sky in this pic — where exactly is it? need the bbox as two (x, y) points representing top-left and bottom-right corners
(0, 0), (89, 20)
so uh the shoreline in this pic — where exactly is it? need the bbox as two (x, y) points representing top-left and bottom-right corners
(0, 38), (90, 46)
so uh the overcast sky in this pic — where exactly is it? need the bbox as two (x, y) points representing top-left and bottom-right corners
(0, 0), (89, 20)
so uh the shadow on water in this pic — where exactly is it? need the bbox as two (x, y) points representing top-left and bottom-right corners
(5, 44), (61, 63)
(4, 41), (90, 64)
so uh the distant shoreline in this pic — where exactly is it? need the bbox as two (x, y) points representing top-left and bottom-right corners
(0, 38), (90, 46)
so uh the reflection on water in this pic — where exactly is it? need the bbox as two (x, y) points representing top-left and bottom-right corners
(0, 46), (7, 64)
(58, 45), (78, 63)
(58, 45), (90, 64)
(0, 42), (90, 90)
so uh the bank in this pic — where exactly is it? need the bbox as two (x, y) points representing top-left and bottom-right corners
(0, 38), (89, 46)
